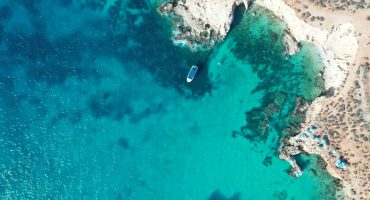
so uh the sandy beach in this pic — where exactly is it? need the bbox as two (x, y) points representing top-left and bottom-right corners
(159, 0), (370, 199)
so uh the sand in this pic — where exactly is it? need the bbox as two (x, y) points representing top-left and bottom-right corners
(281, 1), (370, 199)
(159, 0), (370, 198)
(161, 0), (359, 89)
(254, 0), (358, 90)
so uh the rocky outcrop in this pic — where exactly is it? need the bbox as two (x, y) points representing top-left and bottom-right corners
(160, 0), (365, 198)
(159, 0), (248, 47)
(254, 0), (358, 90)
(160, 0), (358, 89)
(279, 141), (304, 177)
(282, 29), (300, 55)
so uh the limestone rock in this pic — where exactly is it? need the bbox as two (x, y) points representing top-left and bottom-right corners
(159, 0), (248, 47)
(282, 29), (301, 56)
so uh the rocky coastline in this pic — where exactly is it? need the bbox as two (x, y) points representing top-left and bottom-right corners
(159, 0), (247, 48)
(159, 0), (369, 199)
(281, 29), (301, 56)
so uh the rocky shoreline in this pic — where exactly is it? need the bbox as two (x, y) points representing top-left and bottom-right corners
(159, 0), (299, 56)
(159, 0), (247, 48)
(281, 29), (301, 56)
(159, 0), (369, 199)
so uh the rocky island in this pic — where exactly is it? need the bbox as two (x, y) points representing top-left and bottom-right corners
(159, 0), (370, 199)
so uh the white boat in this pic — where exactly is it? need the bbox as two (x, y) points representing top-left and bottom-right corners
(186, 65), (198, 82)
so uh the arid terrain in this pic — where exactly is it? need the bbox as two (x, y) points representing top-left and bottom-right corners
(160, 0), (370, 199)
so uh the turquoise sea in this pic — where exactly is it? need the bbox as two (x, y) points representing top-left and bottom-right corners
(0, 0), (337, 199)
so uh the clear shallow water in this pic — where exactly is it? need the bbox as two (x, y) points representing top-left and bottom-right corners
(0, 1), (336, 199)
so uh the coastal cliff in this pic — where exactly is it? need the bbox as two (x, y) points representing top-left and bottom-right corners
(160, 0), (370, 199)
(159, 0), (247, 46)
(160, 0), (357, 89)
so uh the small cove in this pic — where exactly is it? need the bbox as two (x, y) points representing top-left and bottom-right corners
(0, 0), (337, 199)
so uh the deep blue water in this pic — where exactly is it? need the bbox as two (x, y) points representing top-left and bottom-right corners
(0, 1), (337, 199)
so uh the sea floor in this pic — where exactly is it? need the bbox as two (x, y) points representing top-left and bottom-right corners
(0, 1), (336, 199)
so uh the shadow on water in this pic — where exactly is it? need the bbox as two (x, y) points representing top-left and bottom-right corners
(208, 190), (241, 200)
(183, 59), (213, 98)
(229, 3), (246, 32)
(228, 5), (324, 142)
(4, 0), (213, 98)
(0, 0), (216, 128)
(0, 0), (338, 198)
(292, 154), (310, 171)
(110, 0), (213, 98)
(0, 5), (12, 20)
